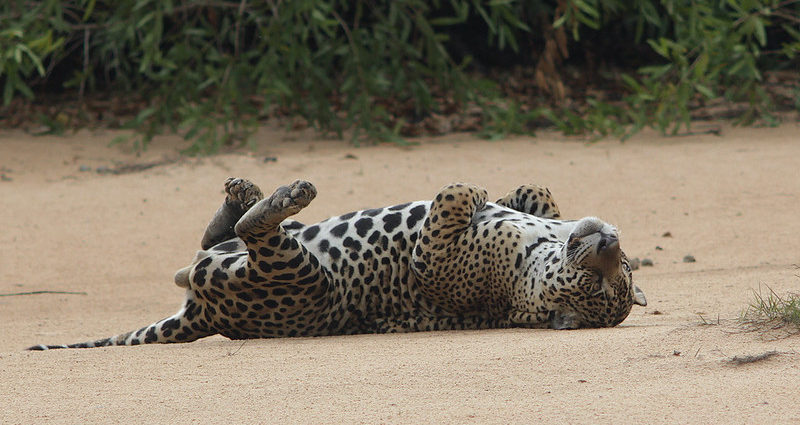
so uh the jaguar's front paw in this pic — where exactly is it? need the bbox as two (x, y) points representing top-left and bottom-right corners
(268, 180), (317, 211)
(234, 180), (316, 237)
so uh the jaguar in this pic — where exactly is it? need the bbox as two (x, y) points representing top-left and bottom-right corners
(28, 178), (646, 349)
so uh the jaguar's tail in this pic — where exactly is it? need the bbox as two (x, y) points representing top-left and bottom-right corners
(26, 296), (213, 350)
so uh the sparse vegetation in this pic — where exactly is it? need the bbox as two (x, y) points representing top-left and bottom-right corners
(697, 313), (721, 326)
(1, 1), (799, 153)
(740, 285), (800, 331)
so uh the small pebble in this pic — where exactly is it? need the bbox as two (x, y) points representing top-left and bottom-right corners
(79, 165), (91, 172)
(641, 258), (654, 267)
(629, 257), (641, 270)
(683, 255), (696, 263)
(655, 246), (663, 251)
(662, 231), (672, 237)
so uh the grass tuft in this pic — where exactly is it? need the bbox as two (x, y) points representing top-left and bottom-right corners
(740, 285), (800, 331)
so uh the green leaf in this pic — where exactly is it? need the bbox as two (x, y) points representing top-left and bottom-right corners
(0, 28), (23, 39)
(647, 38), (669, 58)
(82, 0), (97, 21)
(639, 64), (672, 78)
(430, 16), (464, 26)
(3, 72), (16, 105)
(753, 17), (766, 47)
(694, 83), (714, 99)
(553, 14), (567, 29)
(575, 0), (600, 19)
(16, 44), (45, 75)
(620, 74), (642, 91)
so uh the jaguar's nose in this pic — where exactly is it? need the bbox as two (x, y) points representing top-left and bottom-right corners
(597, 232), (619, 253)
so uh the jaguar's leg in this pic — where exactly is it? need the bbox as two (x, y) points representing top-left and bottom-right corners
(234, 180), (334, 335)
(496, 184), (571, 328)
(495, 184), (561, 219)
(201, 177), (264, 249)
(235, 180), (315, 240)
(416, 183), (488, 253)
(412, 183), (494, 312)
(174, 178), (266, 289)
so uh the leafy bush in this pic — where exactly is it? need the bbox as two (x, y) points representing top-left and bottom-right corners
(1, 0), (798, 152)
(625, 0), (800, 133)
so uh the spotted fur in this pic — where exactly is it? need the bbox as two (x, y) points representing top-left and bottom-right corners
(28, 178), (646, 349)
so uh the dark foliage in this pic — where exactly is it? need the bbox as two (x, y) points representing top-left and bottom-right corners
(1, 0), (798, 152)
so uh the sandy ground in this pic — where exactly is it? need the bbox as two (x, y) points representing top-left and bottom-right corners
(1, 124), (799, 424)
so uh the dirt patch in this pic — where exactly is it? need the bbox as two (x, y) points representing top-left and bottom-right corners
(2, 124), (799, 423)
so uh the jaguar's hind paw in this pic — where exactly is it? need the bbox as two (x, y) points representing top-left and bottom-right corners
(224, 177), (264, 211)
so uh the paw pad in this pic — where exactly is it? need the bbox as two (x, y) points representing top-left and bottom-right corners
(269, 180), (316, 210)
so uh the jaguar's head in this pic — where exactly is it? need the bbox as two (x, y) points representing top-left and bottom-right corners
(549, 217), (646, 329)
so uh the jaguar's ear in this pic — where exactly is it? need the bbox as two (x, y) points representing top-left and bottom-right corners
(174, 265), (191, 289)
(632, 285), (647, 306)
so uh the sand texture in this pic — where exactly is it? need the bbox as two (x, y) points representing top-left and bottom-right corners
(1, 124), (799, 423)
